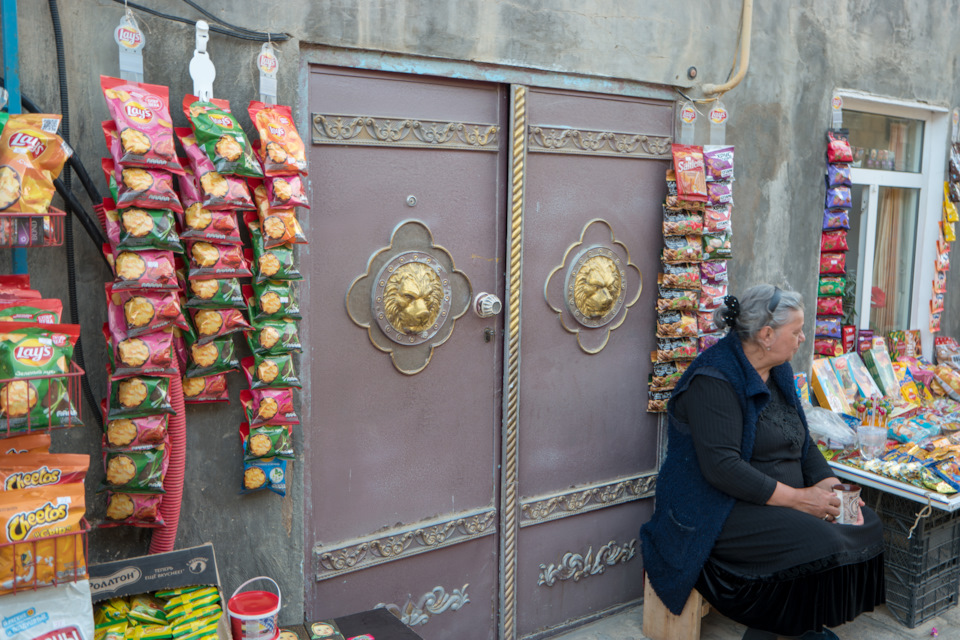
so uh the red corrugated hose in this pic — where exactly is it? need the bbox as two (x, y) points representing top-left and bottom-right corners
(149, 362), (186, 554)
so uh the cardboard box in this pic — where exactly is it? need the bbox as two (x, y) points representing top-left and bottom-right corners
(831, 353), (882, 401)
(812, 358), (853, 415)
(863, 345), (900, 398)
(89, 543), (231, 640)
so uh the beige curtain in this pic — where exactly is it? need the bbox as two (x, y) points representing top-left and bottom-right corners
(870, 121), (910, 333)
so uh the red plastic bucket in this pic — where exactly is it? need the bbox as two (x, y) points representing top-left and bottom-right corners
(228, 577), (281, 640)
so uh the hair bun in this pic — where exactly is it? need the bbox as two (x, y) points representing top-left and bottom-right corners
(721, 295), (740, 328)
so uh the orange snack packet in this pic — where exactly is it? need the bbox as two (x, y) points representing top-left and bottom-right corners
(0, 114), (72, 214)
(0, 453), (89, 490)
(248, 102), (307, 176)
(0, 482), (86, 594)
(0, 433), (51, 455)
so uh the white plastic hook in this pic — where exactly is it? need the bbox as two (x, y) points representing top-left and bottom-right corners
(189, 20), (216, 101)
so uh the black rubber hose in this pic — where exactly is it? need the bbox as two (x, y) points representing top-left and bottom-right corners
(109, 0), (290, 42)
(48, 0), (103, 430)
(53, 180), (109, 256)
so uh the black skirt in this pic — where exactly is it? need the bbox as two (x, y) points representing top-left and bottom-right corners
(695, 504), (886, 635)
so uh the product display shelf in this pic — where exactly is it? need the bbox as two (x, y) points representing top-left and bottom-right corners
(0, 517), (89, 595)
(0, 361), (85, 435)
(829, 460), (960, 512)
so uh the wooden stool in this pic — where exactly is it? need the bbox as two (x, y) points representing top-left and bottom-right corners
(642, 576), (711, 640)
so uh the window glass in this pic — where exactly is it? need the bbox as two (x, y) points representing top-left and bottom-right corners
(845, 110), (924, 173)
(870, 187), (919, 334)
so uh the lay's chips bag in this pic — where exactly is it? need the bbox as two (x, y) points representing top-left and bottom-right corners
(0, 114), (71, 214)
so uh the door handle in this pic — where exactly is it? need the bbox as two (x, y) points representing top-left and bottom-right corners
(473, 292), (502, 318)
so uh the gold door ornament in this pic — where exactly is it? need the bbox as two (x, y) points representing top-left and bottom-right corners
(544, 219), (642, 354)
(347, 220), (471, 375)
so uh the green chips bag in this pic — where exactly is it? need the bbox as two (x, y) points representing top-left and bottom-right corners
(245, 317), (301, 357)
(184, 333), (239, 378)
(183, 96), (263, 178)
(249, 225), (301, 283)
(185, 277), (245, 310)
(242, 423), (294, 461)
(102, 446), (166, 493)
(107, 375), (175, 419)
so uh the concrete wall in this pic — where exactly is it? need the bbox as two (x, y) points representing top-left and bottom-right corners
(5, 0), (960, 627)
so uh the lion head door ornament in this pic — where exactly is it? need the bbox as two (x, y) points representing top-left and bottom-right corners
(544, 219), (642, 354)
(347, 220), (471, 374)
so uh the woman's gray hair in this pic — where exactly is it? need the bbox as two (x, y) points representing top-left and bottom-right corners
(712, 284), (804, 342)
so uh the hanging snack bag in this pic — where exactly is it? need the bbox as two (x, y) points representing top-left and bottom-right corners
(248, 243), (301, 286)
(656, 311), (697, 338)
(101, 158), (182, 214)
(660, 263), (700, 290)
(662, 235), (702, 263)
(699, 282), (728, 311)
(109, 285), (188, 337)
(826, 129), (853, 163)
(815, 316), (843, 339)
(827, 163), (852, 187)
(178, 200), (241, 245)
(698, 310), (717, 334)
(700, 260), (728, 283)
(241, 457), (287, 496)
(706, 181), (733, 207)
(182, 96), (262, 177)
(817, 296), (844, 316)
(820, 252), (846, 275)
(0, 299), (62, 324)
(101, 198), (183, 254)
(700, 334), (722, 351)
(266, 174), (309, 210)
(815, 337), (843, 357)
(823, 208), (850, 231)
(703, 207), (731, 234)
(101, 446), (166, 493)
(241, 355), (301, 390)
(247, 281), (301, 322)
(0, 482), (86, 595)
(241, 423), (294, 461)
(818, 276), (845, 297)
(110, 247), (178, 291)
(102, 412), (168, 451)
(240, 388), (298, 427)
(671, 144), (708, 203)
(181, 373), (229, 404)
(246, 316), (301, 356)
(103, 492), (164, 526)
(190, 308), (251, 344)
(185, 277), (245, 310)
(248, 101), (308, 175)
(0, 433), (51, 454)
(662, 210), (703, 236)
(0, 453), (88, 490)
(176, 134), (255, 211)
(183, 333), (239, 378)
(825, 185), (852, 209)
(821, 230), (849, 252)
(104, 324), (176, 378)
(186, 241), (251, 280)
(651, 361), (691, 388)
(647, 387), (672, 413)
(0, 323), (79, 379)
(703, 232), (732, 261)
(248, 199), (308, 249)
(703, 145), (734, 182)
(655, 337), (698, 362)
(0, 114), (71, 214)
(107, 374), (175, 419)
(656, 286), (697, 313)
(101, 76), (179, 172)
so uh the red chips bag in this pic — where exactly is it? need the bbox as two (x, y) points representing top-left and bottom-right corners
(0, 114), (71, 214)
(176, 130), (255, 210)
(182, 373), (229, 403)
(106, 283), (189, 338)
(190, 308), (251, 344)
(101, 76), (179, 172)
(187, 241), (252, 280)
(815, 337), (843, 357)
(827, 129), (853, 164)
(671, 144), (708, 203)
(819, 252), (846, 275)
(817, 296), (843, 316)
(262, 175), (309, 210)
(248, 101), (308, 175)
(103, 492), (165, 527)
(820, 230), (849, 252)
(240, 388), (299, 427)
(102, 157), (182, 214)
(0, 298), (62, 323)
(109, 247), (178, 291)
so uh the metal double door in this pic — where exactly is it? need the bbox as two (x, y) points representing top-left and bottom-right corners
(303, 64), (671, 639)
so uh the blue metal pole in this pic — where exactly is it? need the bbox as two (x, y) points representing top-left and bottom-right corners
(2, 0), (27, 275)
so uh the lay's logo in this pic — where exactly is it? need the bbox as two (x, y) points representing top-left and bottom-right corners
(268, 125), (286, 137)
(210, 114), (234, 129)
(7, 501), (68, 542)
(125, 102), (154, 123)
(117, 27), (142, 48)
(4, 466), (62, 491)
(8, 132), (46, 158)
(13, 342), (53, 367)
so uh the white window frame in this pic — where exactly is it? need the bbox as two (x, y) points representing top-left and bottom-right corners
(838, 89), (948, 359)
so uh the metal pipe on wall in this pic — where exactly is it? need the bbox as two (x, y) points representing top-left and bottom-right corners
(702, 0), (754, 97)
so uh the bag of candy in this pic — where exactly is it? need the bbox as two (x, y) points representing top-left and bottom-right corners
(103, 492), (164, 527)
(815, 337), (842, 357)
(110, 248), (178, 291)
(815, 316), (842, 339)
(248, 101), (308, 175)
(650, 360), (691, 389)
(189, 308), (251, 345)
(240, 388), (298, 426)
(656, 285), (697, 312)
(703, 206), (731, 234)
(662, 235), (702, 263)
(820, 230), (848, 252)
(101, 76), (179, 172)
(662, 210), (703, 236)
(241, 354), (301, 390)
(182, 373), (229, 404)
(699, 334), (722, 351)
(823, 208), (850, 230)
(827, 129), (853, 163)
(101, 158), (182, 214)
(182, 96), (262, 177)
(707, 181), (733, 207)
(660, 263), (700, 290)
(655, 337), (698, 362)
(825, 186), (852, 209)
(107, 374), (175, 419)
(700, 260), (728, 283)
(183, 333), (239, 378)
(827, 163), (851, 187)
(241, 423), (293, 461)
(101, 446), (166, 493)
(240, 457), (286, 496)
(245, 316), (301, 356)
(818, 276), (845, 297)
(820, 252), (846, 275)
(671, 144), (708, 203)
(176, 133), (255, 211)
(185, 277), (245, 309)
(816, 296), (843, 316)
(703, 145), (734, 182)
(105, 324), (176, 378)
(0, 114), (71, 214)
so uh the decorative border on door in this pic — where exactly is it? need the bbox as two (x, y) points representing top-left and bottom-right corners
(313, 508), (496, 582)
(537, 538), (638, 587)
(527, 125), (671, 158)
(312, 113), (499, 150)
(519, 472), (657, 528)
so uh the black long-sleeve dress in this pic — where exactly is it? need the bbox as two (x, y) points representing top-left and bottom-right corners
(675, 374), (885, 635)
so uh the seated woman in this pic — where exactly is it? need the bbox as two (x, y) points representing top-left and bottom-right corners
(640, 285), (885, 640)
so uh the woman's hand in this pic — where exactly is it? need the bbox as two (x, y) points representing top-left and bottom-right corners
(767, 481), (840, 521)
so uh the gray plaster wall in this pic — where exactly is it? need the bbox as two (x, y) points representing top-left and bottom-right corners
(5, 0), (960, 629)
